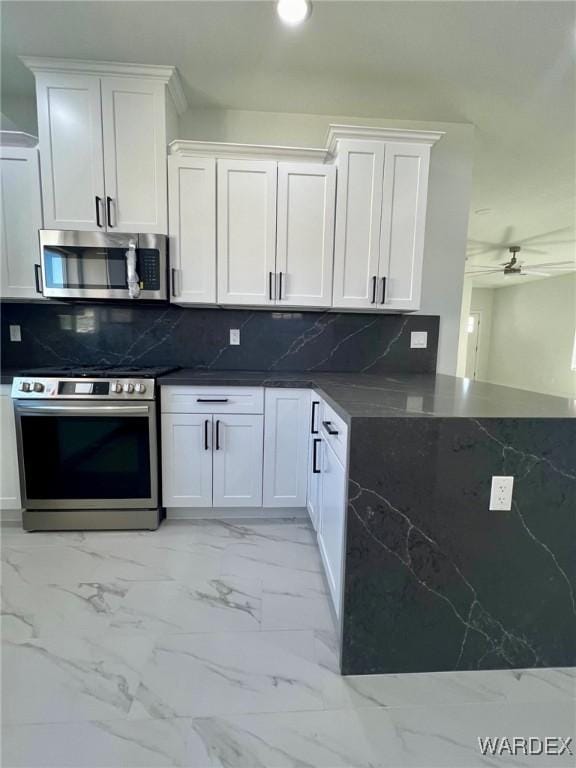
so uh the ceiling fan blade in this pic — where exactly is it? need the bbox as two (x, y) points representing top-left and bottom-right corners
(522, 270), (550, 277)
(465, 270), (501, 276)
(526, 261), (574, 268)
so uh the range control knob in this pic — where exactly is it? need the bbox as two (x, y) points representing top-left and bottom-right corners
(33, 382), (45, 393)
(123, 382), (135, 394)
(134, 383), (146, 394)
(19, 381), (31, 392)
(110, 381), (122, 393)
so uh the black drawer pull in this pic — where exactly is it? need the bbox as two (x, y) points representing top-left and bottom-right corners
(215, 419), (221, 450)
(95, 196), (102, 228)
(204, 419), (210, 450)
(322, 420), (339, 436)
(196, 398), (229, 403)
(371, 275), (377, 304)
(106, 196), (114, 228)
(312, 438), (321, 473)
(380, 276), (387, 305)
(310, 400), (319, 434)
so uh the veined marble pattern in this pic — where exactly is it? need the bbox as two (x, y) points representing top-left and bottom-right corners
(2, 519), (575, 767)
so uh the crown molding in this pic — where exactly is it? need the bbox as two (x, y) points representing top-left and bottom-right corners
(325, 124), (445, 154)
(20, 56), (188, 115)
(0, 130), (38, 148)
(169, 139), (330, 163)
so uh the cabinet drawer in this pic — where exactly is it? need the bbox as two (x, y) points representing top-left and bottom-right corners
(319, 399), (348, 466)
(161, 386), (264, 414)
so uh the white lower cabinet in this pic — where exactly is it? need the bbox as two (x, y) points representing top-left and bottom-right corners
(263, 389), (310, 508)
(307, 396), (322, 530)
(0, 386), (21, 511)
(161, 413), (213, 507)
(317, 436), (347, 618)
(213, 415), (264, 507)
(161, 389), (264, 510)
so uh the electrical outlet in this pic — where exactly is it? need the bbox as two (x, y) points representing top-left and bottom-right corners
(9, 325), (21, 342)
(410, 331), (428, 349)
(230, 329), (240, 345)
(489, 476), (514, 511)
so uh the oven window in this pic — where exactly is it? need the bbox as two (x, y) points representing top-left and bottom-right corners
(43, 246), (129, 290)
(21, 415), (151, 500)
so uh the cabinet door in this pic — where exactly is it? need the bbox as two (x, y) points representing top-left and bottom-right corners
(213, 415), (263, 508)
(0, 389), (21, 510)
(0, 147), (44, 300)
(263, 389), (310, 508)
(378, 142), (430, 311)
(168, 155), (216, 304)
(101, 77), (167, 234)
(276, 163), (335, 308)
(318, 441), (346, 618)
(36, 73), (105, 231)
(307, 436), (321, 531)
(217, 160), (277, 306)
(332, 140), (385, 309)
(161, 414), (213, 507)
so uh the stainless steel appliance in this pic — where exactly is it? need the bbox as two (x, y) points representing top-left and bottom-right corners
(37, 230), (168, 301)
(11, 366), (176, 531)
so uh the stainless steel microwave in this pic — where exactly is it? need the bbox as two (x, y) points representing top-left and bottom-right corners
(37, 230), (168, 301)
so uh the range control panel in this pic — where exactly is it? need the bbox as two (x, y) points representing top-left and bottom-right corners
(11, 377), (155, 400)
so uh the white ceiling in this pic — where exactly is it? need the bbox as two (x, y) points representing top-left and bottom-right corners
(1, 0), (575, 288)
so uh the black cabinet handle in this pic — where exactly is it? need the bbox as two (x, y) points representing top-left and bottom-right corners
(95, 196), (102, 228)
(380, 276), (387, 305)
(34, 264), (43, 294)
(371, 275), (377, 304)
(171, 268), (178, 298)
(204, 419), (210, 450)
(311, 401), (319, 434)
(278, 271), (283, 301)
(106, 196), (114, 228)
(322, 420), (339, 436)
(215, 419), (221, 450)
(312, 438), (321, 474)
(269, 271), (274, 301)
(196, 398), (229, 403)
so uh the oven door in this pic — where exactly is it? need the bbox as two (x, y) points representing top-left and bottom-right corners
(39, 230), (167, 301)
(14, 400), (158, 510)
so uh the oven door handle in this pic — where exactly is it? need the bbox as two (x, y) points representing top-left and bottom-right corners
(15, 405), (151, 415)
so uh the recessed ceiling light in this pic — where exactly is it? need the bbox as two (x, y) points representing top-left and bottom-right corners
(277, 0), (311, 26)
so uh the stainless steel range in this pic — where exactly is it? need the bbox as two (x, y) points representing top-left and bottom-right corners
(11, 366), (176, 531)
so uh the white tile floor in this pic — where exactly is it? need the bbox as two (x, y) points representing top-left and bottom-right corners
(1, 518), (575, 767)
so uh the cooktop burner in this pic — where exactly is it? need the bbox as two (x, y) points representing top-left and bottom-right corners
(21, 365), (179, 379)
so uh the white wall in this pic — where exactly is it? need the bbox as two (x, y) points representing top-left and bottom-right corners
(470, 287), (494, 381)
(456, 279), (473, 377)
(484, 273), (576, 399)
(180, 108), (475, 374)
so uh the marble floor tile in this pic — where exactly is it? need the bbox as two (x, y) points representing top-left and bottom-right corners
(2, 630), (154, 725)
(111, 575), (262, 635)
(220, 536), (323, 582)
(1, 543), (101, 585)
(1, 718), (211, 768)
(129, 630), (327, 719)
(261, 570), (335, 632)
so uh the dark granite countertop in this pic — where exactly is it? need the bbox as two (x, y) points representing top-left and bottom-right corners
(0, 370), (18, 386)
(158, 370), (576, 421)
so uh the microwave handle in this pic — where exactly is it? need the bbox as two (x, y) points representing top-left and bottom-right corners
(126, 240), (141, 299)
(34, 264), (43, 295)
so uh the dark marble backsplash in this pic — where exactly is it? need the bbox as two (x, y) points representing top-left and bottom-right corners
(1, 302), (438, 373)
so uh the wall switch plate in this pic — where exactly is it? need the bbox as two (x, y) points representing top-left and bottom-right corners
(489, 476), (514, 511)
(9, 325), (21, 342)
(230, 329), (240, 345)
(410, 331), (428, 349)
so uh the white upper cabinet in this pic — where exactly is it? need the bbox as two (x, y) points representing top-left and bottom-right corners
(217, 159), (277, 306)
(329, 126), (442, 312)
(35, 73), (105, 231)
(332, 140), (385, 309)
(0, 139), (45, 299)
(101, 77), (168, 233)
(378, 142), (431, 311)
(168, 155), (216, 304)
(24, 58), (187, 234)
(276, 163), (336, 308)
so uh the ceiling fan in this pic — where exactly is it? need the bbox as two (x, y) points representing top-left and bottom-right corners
(465, 246), (575, 278)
